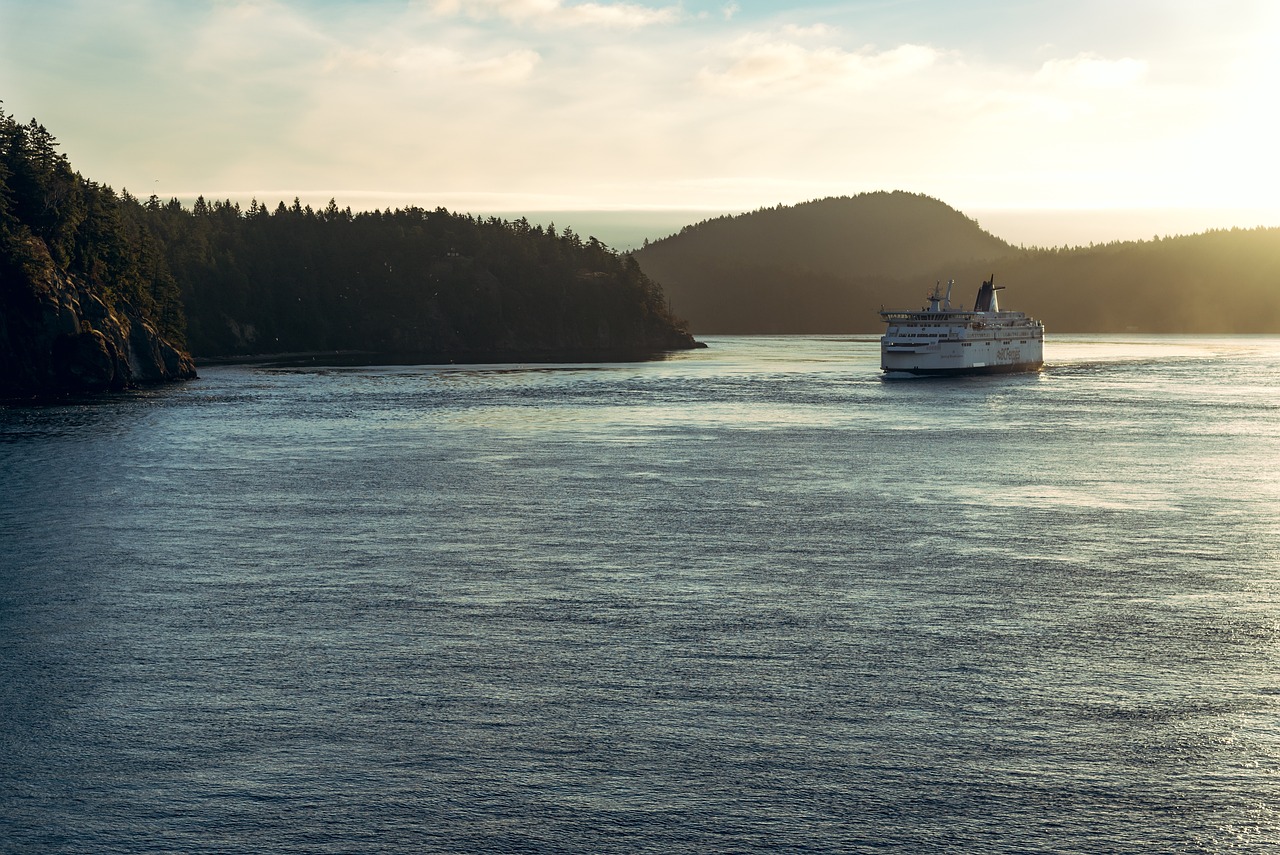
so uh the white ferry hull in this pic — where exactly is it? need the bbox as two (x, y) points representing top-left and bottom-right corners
(879, 276), (1045, 379)
(881, 339), (1044, 378)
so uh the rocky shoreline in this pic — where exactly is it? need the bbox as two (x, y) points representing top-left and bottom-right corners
(1, 236), (704, 400)
(1, 238), (197, 399)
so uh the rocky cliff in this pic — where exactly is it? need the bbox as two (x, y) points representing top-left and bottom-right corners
(0, 237), (196, 397)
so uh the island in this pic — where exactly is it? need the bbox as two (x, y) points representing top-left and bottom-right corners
(0, 109), (701, 398)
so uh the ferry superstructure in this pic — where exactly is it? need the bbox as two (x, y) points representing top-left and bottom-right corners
(879, 276), (1044, 378)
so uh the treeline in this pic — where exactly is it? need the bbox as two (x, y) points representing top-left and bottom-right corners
(0, 109), (187, 344)
(641, 192), (1013, 277)
(974, 229), (1280, 332)
(154, 196), (693, 358)
(634, 193), (1016, 333)
(634, 193), (1280, 334)
(867, 228), (1280, 333)
(1, 110), (696, 395)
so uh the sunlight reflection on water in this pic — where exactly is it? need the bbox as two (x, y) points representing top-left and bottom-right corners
(4, 334), (1280, 853)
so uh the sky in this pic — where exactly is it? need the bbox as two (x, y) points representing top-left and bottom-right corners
(3, 0), (1279, 247)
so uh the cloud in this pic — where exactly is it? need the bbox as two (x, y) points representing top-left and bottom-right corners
(15, 0), (1275, 216)
(426, 0), (681, 28)
(185, 0), (329, 74)
(1035, 53), (1149, 88)
(326, 45), (541, 83)
(183, 1), (544, 90)
(698, 34), (938, 94)
(973, 53), (1151, 122)
(780, 23), (836, 39)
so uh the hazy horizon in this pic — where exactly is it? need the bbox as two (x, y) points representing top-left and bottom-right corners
(126, 193), (1280, 252)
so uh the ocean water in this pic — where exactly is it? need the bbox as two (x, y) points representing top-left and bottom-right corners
(2, 335), (1279, 853)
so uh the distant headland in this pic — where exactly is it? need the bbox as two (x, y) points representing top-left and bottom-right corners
(633, 193), (1280, 334)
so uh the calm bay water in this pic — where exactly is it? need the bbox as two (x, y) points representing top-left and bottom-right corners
(3, 335), (1280, 853)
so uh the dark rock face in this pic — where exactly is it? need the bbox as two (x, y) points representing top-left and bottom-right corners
(0, 238), (196, 397)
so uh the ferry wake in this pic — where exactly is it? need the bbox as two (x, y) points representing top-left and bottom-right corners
(880, 276), (1044, 378)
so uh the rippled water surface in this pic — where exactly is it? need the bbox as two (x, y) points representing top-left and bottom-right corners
(3, 335), (1280, 853)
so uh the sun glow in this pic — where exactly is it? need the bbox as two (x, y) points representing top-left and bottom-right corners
(5, 0), (1280, 232)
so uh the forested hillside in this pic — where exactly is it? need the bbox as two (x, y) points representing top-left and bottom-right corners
(960, 229), (1280, 333)
(633, 192), (1014, 332)
(156, 198), (697, 359)
(0, 108), (194, 396)
(1, 111), (699, 396)
(640, 192), (1013, 278)
(634, 193), (1280, 334)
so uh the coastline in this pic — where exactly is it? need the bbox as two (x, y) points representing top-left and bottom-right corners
(193, 342), (707, 369)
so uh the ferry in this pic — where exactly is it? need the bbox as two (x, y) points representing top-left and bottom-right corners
(880, 276), (1044, 378)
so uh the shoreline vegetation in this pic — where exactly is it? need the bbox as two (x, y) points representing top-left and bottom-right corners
(5, 109), (1280, 398)
(166, 198), (701, 363)
(634, 192), (1280, 335)
(0, 109), (700, 398)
